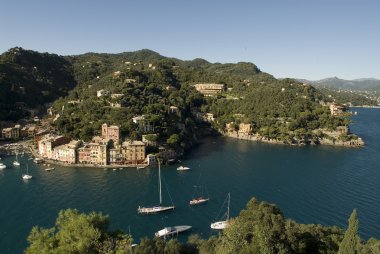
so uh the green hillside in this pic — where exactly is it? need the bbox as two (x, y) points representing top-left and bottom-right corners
(1, 47), (354, 147)
(0, 47), (76, 121)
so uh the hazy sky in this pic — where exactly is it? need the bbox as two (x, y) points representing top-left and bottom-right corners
(1, 0), (379, 80)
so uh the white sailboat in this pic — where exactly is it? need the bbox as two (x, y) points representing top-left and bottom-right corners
(177, 166), (190, 171)
(22, 164), (32, 180)
(155, 225), (192, 237)
(138, 162), (175, 214)
(13, 150), (20, 166)
(211, 192), (231, 230)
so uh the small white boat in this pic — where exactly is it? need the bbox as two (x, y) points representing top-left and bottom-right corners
(45, 167), (54, 171)
(211, 193), (231, 230)
(155, 225), (192, 238)
(22, 164), (32, 180)
(112, 168), (117, 171)
(137, 165), (147, 169)
(13, 150), (20, 166)
(190, 197), (210, 205)
(177, 166), (190, 171)
(0, 163), (6, 169)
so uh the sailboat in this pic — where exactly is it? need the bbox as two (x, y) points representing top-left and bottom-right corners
(155, 225), (192, 238)
(22, 164), (33, 180)
(210, 192), (231, 230)
(189, 177), (209, 205)
(13, 150), (20, 166)
(137, 162), (175, 214)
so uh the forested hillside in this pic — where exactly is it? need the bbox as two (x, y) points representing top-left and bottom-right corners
(0, 47), (76, 121)
(1, 47), (356, 147)
(25, 198), (380, 254)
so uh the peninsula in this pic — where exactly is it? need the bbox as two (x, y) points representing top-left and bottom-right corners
(0, 47), (365, 166)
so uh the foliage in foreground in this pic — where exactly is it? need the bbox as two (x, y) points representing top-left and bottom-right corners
(25, 199), (380, 254)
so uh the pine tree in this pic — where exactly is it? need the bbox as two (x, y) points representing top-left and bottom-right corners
(338, 209), (360, 254)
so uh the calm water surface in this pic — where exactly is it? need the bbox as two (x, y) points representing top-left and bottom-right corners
(0, 108), (379, 253)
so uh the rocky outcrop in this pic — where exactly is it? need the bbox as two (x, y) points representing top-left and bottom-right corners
(319, 137), (364, 147)
(221, 130), (364, 148)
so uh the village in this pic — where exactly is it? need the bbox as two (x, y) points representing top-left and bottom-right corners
(0, 120), (180, 168)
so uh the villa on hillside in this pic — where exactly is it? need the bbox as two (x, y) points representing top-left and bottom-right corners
(194, 83), (226, 96)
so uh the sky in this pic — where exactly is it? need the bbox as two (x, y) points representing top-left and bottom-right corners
(0, 0), (379, 80)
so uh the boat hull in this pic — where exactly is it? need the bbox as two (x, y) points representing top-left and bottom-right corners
(22, 174), (33, 180)
(177, 166), (190, 171)
(155, 225), (192, 237)
(138, 205), (175, 214)
(211, 220), (229, 230)
(189, 198), (209, 205)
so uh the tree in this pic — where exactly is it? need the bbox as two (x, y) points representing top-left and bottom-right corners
(338, 209), (360, 254)
(167, 134), (180, 148)
(25, 209), (134, 254)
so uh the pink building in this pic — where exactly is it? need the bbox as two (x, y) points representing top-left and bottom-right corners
(101, 123), (120, 143)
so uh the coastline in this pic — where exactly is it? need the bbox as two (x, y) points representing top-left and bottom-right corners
(221, 131), (365, 148)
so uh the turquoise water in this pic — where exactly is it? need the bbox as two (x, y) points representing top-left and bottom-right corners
(0, 108), (379, 253)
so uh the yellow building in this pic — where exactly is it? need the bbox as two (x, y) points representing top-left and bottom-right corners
(194, 83), (225, 96)
(122, 141), (146, 164)
(1, 125), (21, 139)
(89, 137), (110, 166)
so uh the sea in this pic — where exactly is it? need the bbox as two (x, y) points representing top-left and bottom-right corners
(0, 107), (379, 253)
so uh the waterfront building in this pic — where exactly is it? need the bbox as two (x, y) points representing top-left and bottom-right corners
(101, 124), (120, 143)
(109, 146), (123, 165)
(122, 141), (146, 164)
(38, 135), (71, 159)
(238, 123), (252, 134)
(89, 137), (110, 166)
(330, 103), (345, 116)
(158, 146), (176, 161)
(1, 125), (21, 139)
(34, 129), (50, 149)
(53, 140), (82, 164)
(78, 144), (91, 164)
(146, 154), (157, 165)
(132, 115), (154, 133)
(194, 83), (225, 96)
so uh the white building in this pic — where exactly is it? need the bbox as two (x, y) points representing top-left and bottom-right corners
(97, 89), (110, 97)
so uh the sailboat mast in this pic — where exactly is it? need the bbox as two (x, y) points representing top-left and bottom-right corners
(159, 162), (162, 205)
(227, 192), (230, 220)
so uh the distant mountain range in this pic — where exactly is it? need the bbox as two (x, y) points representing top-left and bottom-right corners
(297, 77), (380, 92)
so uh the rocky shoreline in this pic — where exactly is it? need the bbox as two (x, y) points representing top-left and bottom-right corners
(222, 131), (365, 148)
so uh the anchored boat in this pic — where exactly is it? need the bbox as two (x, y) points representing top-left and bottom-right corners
(138, 162), (175, 214)
(211, 192), (231, 230)
(155, 225), (192, 238)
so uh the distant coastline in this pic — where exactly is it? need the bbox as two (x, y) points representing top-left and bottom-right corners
(351, 105), (380, 108)
(221, 131), (365, 148)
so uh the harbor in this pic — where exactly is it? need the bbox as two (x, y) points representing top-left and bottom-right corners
(0, 108), (379, 253)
